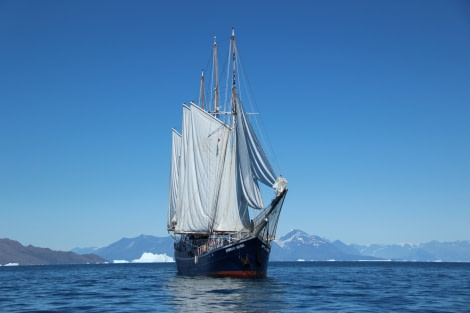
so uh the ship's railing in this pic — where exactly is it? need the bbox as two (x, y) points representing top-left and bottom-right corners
(192, 218), (281, 255)
(180, 189), (285, 256)
(192, 231), (254, 256)
(179, 228), (279, 257)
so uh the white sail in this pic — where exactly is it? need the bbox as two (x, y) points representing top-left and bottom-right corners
(169, 30), (286, 236)
(175, 104), (238, 233)
(236, 102), (277, 209)
(167, 30), (288, 278)
(212, 128), (250, 232)
(167, 129), (181, 230)
(173, 105), (190, 232)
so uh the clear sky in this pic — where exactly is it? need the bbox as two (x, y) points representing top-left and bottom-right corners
(1, 0), (469, 251)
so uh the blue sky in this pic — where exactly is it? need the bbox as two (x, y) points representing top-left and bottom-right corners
(1, 0), (469, 251)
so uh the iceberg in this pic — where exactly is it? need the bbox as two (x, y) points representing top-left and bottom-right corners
(132, 252), (174, 263)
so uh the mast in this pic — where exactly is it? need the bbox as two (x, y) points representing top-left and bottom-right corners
(200, 70), (205, 110)
(231, 27), (237, 114)
(213, 36), (219, 114)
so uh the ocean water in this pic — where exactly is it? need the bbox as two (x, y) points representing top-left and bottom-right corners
(1, 262), (469, 312)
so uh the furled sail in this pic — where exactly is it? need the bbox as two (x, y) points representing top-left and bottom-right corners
(167, 129), (181, 231)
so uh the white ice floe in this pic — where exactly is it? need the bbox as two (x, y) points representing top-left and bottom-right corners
(111, 252), (174, 263)
(132, 252), (174, 263)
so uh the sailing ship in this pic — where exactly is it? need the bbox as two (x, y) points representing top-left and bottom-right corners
(167, 28), (288, 277)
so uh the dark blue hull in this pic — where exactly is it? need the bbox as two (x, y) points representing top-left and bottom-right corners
(174, 236), (271, 277)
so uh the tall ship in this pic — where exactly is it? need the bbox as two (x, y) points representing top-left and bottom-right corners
(167, 28), (288, 277)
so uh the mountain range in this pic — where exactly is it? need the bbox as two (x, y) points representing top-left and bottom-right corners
(73, 235), (174, 262)
(74, 230), (470, 263)
(3, 230), (470, 266)
(271, 230), (470, 262)
(0, 238), (106, 266)
(270, 230), (379, 261)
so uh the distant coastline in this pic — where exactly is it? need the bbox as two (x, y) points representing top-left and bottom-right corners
(0, 238), (106, 266)
(3, 230), (470, 266)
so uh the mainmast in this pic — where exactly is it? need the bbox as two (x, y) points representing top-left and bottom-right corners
(231, 27), (238, 114)
(213, 36), (219, 115)
(200, 70), (205, 110)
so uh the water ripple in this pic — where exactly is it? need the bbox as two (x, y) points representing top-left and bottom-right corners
(1, 262), (469, 312)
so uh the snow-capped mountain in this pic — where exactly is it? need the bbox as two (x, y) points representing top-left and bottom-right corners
(270, 229), (377, 261)
(354, 240), (470, 261)
(71, 231), (470, 262)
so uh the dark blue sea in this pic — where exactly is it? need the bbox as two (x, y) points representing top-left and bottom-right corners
(1, 262), (469, 312)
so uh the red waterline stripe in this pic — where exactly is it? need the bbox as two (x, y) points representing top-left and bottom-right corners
(207, 271), (266, 277)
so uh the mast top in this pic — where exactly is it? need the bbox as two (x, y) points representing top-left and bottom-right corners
(230, 26), (237, 114)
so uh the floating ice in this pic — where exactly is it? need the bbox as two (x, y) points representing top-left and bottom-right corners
(131, 252), (174, 263)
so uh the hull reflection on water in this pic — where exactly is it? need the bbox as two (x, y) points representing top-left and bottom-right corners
(163, 274), (287, 312)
